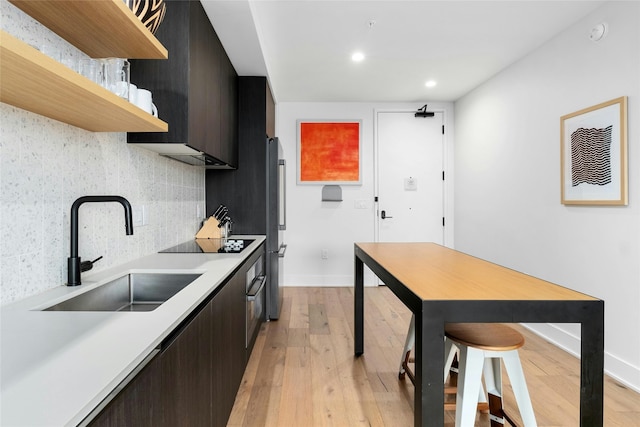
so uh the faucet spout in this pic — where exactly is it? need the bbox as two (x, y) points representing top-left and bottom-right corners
(68, 195), (134, 286)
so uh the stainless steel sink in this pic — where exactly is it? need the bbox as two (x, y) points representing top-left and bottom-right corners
(43, 273), (202, 312)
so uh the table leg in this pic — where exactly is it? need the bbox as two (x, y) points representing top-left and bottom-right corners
(354, 255), (364, 356)
(415, 307), (445, 427)
(580, 301), (605, 426)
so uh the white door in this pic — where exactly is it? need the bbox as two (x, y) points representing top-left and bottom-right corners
(376, 111), (444, 244)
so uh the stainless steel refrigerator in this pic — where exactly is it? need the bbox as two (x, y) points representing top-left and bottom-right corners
(266, 137), (286, 319)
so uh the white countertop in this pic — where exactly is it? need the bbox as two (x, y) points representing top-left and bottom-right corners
(0, 236), (266, 427)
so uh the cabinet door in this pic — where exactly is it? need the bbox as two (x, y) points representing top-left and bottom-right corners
(227, 270), (248, 397)
(211, 271), (246, 425)
(266, 81), (276, 139)
(88, 352), (163, 427)
(129, 1), (190, 144)
(219, 53), (238, 167)
(160, 301), (213, 425)
(190, 0), (220, 157)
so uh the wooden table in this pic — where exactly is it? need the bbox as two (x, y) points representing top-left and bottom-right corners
(354, 242), (604, 427)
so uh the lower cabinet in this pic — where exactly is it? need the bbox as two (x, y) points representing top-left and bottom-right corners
(89, 244), (263, 427)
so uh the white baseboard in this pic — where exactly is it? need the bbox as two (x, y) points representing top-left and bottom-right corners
(522, 323), (640, 393)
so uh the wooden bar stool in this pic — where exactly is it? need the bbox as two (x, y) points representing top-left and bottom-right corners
(399, 317), (537, 426)
(446, 323), (537, 427)
(399, 315), (489, 413)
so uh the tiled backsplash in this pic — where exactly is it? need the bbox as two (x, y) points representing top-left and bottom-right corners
(0, 1), (205, 305)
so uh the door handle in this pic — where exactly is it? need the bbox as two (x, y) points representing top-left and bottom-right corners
(247, 275), (266, 301)
(381, 210), (393, 219)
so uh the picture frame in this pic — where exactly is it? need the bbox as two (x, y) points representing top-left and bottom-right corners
(297, 120), (362, 185)
(560, 96), (628, 205)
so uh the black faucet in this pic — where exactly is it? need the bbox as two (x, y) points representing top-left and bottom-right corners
(68, 196), (134, 286)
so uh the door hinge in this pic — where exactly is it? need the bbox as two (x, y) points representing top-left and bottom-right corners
(442, 125), (445, 135)
(442, 171), (445, 180)
(442, 217), (445, 227)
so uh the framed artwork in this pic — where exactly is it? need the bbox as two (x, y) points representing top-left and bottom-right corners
(297, 120), (362, 185)
(560, 96), (627, 205)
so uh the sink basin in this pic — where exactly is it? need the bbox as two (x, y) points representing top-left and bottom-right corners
(43, 273), (202, 312)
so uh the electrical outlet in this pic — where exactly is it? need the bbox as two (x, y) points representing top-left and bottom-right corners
(321, 249), (329, 259)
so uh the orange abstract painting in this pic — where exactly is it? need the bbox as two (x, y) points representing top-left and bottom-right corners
(298, 121), (361, 184)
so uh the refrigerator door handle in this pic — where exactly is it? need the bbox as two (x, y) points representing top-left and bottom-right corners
(278, 159), (286, 230)
(277, 243), (287, 257)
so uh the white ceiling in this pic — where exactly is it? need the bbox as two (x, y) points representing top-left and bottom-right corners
(202, 0), (606, 103)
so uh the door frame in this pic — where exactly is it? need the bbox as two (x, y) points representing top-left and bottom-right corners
(373, 108), (454, 247)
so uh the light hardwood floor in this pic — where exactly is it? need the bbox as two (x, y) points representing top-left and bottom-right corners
(228, 287), (640, 426)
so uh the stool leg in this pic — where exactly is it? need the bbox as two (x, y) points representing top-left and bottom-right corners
(502, 351), (537, 427)
(483, 357), (506, 427)
(444, 338), (458, 382)
(455, 346), (485, 427)
(483, 357), (502, 396)
(477, 379), (489, 407)
(399, 314), (415, 378)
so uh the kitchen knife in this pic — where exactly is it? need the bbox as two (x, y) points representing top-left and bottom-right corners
(217, 207), (228, 221)
(212, 204), (225, 219)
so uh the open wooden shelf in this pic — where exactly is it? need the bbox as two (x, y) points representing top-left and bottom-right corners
(0, 31), (168, 132)
(8, 0), (167, 59)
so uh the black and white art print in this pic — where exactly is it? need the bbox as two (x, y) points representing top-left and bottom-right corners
(561, 97), (628, 205)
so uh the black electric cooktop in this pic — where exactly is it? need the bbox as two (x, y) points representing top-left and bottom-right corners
(159, 239), (254, 254)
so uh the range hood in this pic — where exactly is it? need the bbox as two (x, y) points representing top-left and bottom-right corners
(129, 143), (235, 169)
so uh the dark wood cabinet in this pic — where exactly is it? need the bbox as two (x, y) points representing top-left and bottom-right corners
(127, 0), (238, 168)
(219, 54), (239, 165)
(206, 77), (275, 229)
(210, 266), (246, 426)
(89, 244), (265, 427)
(160, 302), (213, 425)
(86, 353), (164, 426)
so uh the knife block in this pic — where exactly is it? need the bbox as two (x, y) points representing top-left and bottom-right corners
(195, 217), (223, 239)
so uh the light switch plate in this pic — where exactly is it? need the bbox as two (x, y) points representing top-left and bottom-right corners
(132, 206), (143, 227)
(355, 199), (368, 209)
(133, 205), (148, 227)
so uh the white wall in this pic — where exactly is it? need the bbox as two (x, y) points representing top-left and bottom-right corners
(0, 1), (205, 305)
(455, 1), (639, 391)
(276, 101), (454, 287)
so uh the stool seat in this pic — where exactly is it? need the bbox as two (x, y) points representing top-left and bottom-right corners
(445, 323), (525, 351)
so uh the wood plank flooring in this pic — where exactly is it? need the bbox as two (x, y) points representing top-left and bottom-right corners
(228, 287), (640, 426)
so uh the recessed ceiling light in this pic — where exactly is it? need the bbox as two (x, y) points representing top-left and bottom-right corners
(351, 52), (365, 62)
(425, 80), (437, 88)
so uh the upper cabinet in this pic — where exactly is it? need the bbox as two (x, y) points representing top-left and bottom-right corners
(266, 81), (276, 139)
(205, 77), (275, 233)
(0, 0), (168, 132)
(237, 76), (276, 141)
(127, 1), (238, 169)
